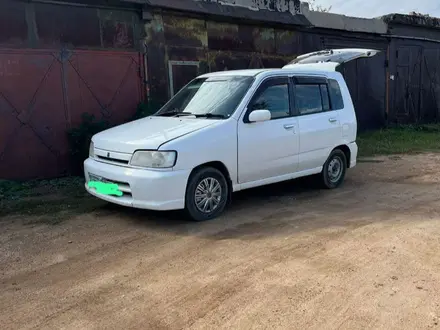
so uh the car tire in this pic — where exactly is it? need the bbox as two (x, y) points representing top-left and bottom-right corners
(320, 149), (347, 189)
(185, 167), (229, 221)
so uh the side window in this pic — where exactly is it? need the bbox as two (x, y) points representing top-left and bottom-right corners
(328, 79), (344, 110)
(249, 81), (290, 120)
(294, 82), (333, 115)
(295, 84), (323, 115)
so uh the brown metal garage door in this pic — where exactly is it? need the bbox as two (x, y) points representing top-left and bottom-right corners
(0, 48), (144, 180)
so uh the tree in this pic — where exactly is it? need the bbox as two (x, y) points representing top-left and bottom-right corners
(308, 0), (332, 13)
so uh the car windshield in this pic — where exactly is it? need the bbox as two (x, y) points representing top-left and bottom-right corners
(155, 76), (254, 119)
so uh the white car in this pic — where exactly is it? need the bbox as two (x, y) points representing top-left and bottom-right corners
(84, 48), (379, 221)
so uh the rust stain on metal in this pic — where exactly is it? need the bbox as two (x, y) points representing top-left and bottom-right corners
(144, 14), (165, 44)
(207, 49), (290, 71)
(275, 29), (299, 56)
(207, 21), (241, 50)
(163, 16), (207, 48)
(383, 13), (440, 29)
(144, 12), (300, 102)
(253, 28), (275, 54)
(144, 14), (168, 102)
(167, 46), (207, 62)
(199, 0), (292, 12)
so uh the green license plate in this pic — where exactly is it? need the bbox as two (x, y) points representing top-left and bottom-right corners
(88, 181), (123, 196)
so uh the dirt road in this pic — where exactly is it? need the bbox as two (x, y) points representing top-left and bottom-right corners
(2, 153), (440, 330)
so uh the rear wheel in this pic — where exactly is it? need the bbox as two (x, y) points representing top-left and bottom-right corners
(320, 149), (347, 189)
(185, 167), (229, 221)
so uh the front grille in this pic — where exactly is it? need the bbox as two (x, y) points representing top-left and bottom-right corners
(97, 155), (129, 165)
(94, 148), (131, 167)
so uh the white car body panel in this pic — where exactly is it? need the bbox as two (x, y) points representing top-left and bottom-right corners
(84, 158), (190, 210)
(161, 120), (238, 187)
(84, 48), (378, 212)
(237, 115), (299, 183)
(296, 109), (341, 172)
(92, 116), (218, 153)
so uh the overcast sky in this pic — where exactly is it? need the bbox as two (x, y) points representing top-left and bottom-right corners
(311, 0), (440, 18)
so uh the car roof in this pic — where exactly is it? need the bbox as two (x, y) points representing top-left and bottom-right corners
(198, 63), (340, 79)
(198, 69), (269, 78)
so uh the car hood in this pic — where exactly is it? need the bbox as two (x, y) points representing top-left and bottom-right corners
(92, 116), (218, 153)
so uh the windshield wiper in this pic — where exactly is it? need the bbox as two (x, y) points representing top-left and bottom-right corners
(157, 111), (225, 119)
(193, 113), (226, 119)
(157, 110), (193, 117)
(174, 112), (195, 117)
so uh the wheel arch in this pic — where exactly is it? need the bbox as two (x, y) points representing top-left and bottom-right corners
(332, 145), (351, 168)
(187, 161), (233, 203)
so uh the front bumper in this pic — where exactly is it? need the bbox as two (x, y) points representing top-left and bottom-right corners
(84, 158), (190, 211)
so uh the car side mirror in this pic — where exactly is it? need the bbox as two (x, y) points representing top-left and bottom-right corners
(248, 110), (271, 123)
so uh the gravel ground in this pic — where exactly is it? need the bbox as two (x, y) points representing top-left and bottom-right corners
(2, 153), (440, 330)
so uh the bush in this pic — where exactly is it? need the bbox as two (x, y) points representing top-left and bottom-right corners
(67, 113), (111, 174)
(67, 100), (163, 174)
(132, 99), (163, 120)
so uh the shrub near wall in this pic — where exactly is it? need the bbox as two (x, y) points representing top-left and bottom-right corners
(67, 113), (112, 175)
(67, 101), (162, 174)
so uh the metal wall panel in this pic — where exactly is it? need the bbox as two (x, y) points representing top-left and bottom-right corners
(420, 48), (440, 123)
(145, 13), (301, 103)
(0, 48), (143, 180)
(145, 12), (390, 132)
(393, 45), (422, 123)
(388, 39), (440, 124)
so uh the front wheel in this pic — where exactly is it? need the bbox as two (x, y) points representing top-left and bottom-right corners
(185, 167), (229, 221)
(320, 149), (347, 189)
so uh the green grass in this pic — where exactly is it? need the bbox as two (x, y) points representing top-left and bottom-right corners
(0, 177), (104, 225)
(358, 125), (440, 157)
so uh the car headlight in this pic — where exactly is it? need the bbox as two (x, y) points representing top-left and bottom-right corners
(89, 141), (94, 158)
(130, 150), (177, 168)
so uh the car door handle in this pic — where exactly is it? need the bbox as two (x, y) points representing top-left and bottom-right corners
(283, 124), (295, 130)
(328, 118), (338, 123)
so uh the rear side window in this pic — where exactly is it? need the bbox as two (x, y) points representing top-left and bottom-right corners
(328, 79), (344, 110)
(295, 85), (323, 115)
(295, 83), (332, 115)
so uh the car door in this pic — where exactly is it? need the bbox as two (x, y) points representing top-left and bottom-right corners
(293, 76), (343, 172)
(237, 76), (299, 184)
